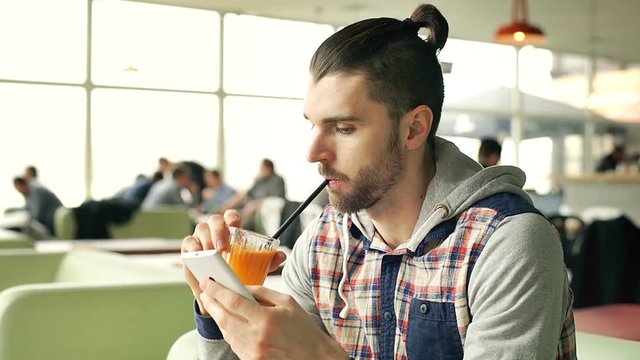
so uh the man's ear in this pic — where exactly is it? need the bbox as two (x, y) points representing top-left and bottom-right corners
(404, 105), (433, 150)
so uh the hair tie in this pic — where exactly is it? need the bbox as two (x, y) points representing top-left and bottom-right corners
(402, 17), (420, 32)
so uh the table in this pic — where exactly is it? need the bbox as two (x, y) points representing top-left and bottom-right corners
(35, 238), (182, 254)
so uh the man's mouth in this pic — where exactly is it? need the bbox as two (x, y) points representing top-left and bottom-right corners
(325, 178), (346, 189)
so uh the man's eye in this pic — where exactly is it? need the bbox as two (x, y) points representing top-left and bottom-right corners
(336, 126), (355, 135)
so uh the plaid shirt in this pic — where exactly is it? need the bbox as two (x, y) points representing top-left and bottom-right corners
(309, 193), (576, 359)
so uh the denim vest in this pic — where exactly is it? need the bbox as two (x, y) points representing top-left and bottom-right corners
(309, 193), (574, 359)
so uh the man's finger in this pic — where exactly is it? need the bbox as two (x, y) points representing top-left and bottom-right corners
(223, 210), (242, 228)
(204, 278), (263, 320)
(248, 286), (294, 308)
(181, 235), (203, 253)
(268, 251), (287, 272)
(199, 291), (240, 330)
(183, 264), (200, 290)
(194, 222), (215, 250)
(207, 215), (231, 251)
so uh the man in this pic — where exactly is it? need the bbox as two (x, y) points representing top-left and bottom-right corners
(158, 157), (173, 179)
(221, 159), (286, 210)
(182, 4), (575, 359)
(23, 165), (41, 187)
(478, 138), (502, 167)
(121, 171), (164, 206)
(142, 166), (195, 209)
(200, 170), (237, 214)
(219, 159), (286, 227)
(596, 145), (625, 172)
(13, 176), (62, 237)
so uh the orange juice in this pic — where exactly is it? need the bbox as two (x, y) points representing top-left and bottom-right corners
(227, 239), (277, 285)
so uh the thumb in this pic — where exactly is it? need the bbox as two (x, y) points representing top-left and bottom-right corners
(268, 251), (287, 273)
(248, 286), (293, 307)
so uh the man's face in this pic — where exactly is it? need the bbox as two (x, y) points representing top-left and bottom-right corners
(14, 182), (28, 196)
(479, 153), (499, 167)
(175, 175), (191, 188)
(258, 164), (271, 179)
(205, 173), (221, 188)
(304, 73), (404, 213)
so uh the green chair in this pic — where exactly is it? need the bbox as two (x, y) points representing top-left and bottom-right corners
(0, 249), (195, 360)
(54, 206), (194, 240)
(0, 229), (32, 249)
(166, 329), (199, 360)
(165, 331), (640, 360)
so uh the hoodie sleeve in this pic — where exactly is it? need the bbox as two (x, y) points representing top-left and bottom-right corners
(464, 212), (572, 359)
(282, 217), (326, 329)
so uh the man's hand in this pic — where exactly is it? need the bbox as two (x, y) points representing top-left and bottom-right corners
(199, 280), (349, 360)
(181, 210), (286, 315)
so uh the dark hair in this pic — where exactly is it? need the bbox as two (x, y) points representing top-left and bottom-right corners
(479, 138), (502, 158)
(209, 169), (221, 178)
(13, 176), (27, 186)
(172, 166), (189, 179)
(152, 171), (164, 182)
(309, 4), (449, 151)
(261, 159), (274, 172)
(26, 166), (37, 178)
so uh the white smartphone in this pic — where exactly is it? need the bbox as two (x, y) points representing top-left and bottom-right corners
(181, 249), (256, 303)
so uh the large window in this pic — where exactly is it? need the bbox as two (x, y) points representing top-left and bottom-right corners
(91, 89), (219, 199)
(92, 0), (220, 91)
(223, 14), (333, 98)
(0, 83), (86, 211)
(0, 0), (87, 83)
(1, 0), (633, 223)
(440, 39), (516, 103)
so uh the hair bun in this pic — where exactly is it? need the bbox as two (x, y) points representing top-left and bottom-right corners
(410, 4), (449, 52)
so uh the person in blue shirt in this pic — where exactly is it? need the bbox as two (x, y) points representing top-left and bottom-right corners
(200, 170), (237, 214)
(12, 176), (62, 236)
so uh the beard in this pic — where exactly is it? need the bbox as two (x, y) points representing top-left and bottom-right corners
(319, 127), (403, 214)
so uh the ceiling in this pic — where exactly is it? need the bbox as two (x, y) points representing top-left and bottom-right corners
(136, 0), (640, 64)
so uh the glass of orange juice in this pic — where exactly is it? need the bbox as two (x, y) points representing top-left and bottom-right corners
(224, 227), (280, 286)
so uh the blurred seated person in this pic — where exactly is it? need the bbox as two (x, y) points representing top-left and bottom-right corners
(12, 176), (62, 237)
(23, 165), (41, 187)
(142, 166), (196, 209)
(121, 171), (164, 207)
(220, 159), (286, 227)
(478, 138), (502, 167)
(199, 170), (236, 214)
(179, 160), (206, 204)
(157, 157), (173, 179)
(596, 145), (625, 173)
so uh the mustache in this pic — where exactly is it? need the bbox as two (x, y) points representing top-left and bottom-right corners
(318, 164), (349, 181)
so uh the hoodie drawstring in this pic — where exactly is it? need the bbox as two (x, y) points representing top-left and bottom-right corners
(338, 213), (350, 319)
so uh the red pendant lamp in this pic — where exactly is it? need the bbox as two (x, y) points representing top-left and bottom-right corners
(495, 0), (546, 45)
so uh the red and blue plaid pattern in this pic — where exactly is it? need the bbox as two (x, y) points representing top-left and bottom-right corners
(308, 205), (576, 359)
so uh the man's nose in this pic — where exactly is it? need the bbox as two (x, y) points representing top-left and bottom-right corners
(307, 130), (334, 164)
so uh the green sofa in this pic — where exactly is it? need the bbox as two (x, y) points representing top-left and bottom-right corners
(0, 229), (32, 249)
(0, 249), (195, 360)
(54, 206), (194, 240)
(576, 332), (640, 359)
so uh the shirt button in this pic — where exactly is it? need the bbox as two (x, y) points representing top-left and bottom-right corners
(420, 303), (428, 314)
(383, 311), (393, 321)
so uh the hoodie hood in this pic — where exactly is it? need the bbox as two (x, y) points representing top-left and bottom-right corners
(351, 136), (532, 252)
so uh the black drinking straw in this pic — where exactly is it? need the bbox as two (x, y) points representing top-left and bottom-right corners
(271, 179), (329, 239)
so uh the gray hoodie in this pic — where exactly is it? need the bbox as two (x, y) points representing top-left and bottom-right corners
(197, 137), (575, 359)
